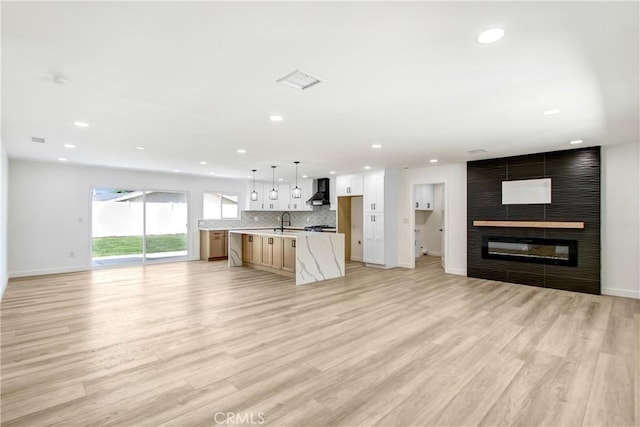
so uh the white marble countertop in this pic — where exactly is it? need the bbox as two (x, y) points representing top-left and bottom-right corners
(199, 226), (306, 231)
(228, 229), (338, 238)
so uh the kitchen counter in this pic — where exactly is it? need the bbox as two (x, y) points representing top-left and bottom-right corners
(228, 229), (345, 285)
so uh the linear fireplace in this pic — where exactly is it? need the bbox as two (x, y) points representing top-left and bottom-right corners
(482, 236), (578, 267)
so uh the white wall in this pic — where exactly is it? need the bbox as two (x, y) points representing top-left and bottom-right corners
(602, 142), (640, 299)
(399, 164), (467, 274)
(0, 139), (8, 297)
(8, 159), (247, 277)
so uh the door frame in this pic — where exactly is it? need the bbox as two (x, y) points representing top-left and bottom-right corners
(409, 181), (447, 271)
(89, 186), (191, 267)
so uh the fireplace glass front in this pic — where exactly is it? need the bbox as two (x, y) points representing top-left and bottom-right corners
(482, 236), (578, 267)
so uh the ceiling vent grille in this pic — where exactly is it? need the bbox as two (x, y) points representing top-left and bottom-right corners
(277, 69), (322, 90)
(32, 136), (45, 143)
(468, 149), (487, 155)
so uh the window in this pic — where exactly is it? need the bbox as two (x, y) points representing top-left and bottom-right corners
(203, 192), (240, 219)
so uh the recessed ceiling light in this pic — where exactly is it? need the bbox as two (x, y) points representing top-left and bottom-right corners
(543, 109), (560, 116)
(246, 175), (252, 178)
(277, 69), (322, 90)
(57, 157), (67, 162)
(371, 144), (382, 149)
(211, 172), (217, 175)
(63, 144), (76, 148)
(73, 121), (89, 127)
(477, 28), (505, 44)
(199, 161), (207, 165)
(237, 149), (247, 154)
(269, 116), (283, 122)
(278, 178), (284, 182)
(570, 139), (584, 145)
(364, 166), (371, 170)
(173, 169), (181, 173)
(329, 171), (336, 174)
(135, 146), (145, 150)
(430, 159), (438, 163)
(302, 175), (308, 178)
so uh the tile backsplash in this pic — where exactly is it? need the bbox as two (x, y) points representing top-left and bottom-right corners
(199, 205), (336, 229)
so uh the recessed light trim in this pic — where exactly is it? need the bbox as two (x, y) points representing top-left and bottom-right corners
(173, 169), (181, 173)
(302, 175), (308, 178)
(277, 69), (322, 90)
(477, 28), (505, 44)
(430, 159), (439, 163)
(570, 139), (584, 145)
(57, 157), (68, 162)
(199, 161), (207, 165)
(73, 121), (89, 127)
(364, 166), (371, 170)
(269, 116), (283, 122)
(135, 146), (145, 150)
(371, 144), (382, 149)
(329, 171), (336, 174)
(63, 144), (76, 148)
(543, 109), (560, 116)
(237, 149), (247, 153)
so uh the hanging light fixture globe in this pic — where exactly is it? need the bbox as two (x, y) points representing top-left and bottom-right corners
(269, 166), (278, 200)
(292, 161), (302, 199)
(250, 169), (259, 201)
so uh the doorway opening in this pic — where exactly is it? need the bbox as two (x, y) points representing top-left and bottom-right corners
(413, 183), (445, 271)
(91, 188), (189, 266)
(337, 195), (364, 262)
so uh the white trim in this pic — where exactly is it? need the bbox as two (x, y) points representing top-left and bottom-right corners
(398, 261), (414, 269)
(350, 256), (363, 262)
(9, 265), (91, 278)
(602, 288), (640, 299)
(445, 267), (467, 276)
(426, 251), (442, 256)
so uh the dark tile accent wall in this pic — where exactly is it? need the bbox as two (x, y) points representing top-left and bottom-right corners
(467, 147), (601, 295)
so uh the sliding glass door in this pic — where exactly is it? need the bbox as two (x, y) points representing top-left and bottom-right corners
(91, 188), (188, 266)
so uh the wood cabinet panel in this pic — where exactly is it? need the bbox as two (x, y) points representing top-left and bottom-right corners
(283, 238), (296, 272)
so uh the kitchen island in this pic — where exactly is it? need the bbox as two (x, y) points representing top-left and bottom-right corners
(228, 229), (345, 285)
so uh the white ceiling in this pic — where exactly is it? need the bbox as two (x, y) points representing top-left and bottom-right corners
(2, 1), (638, 183)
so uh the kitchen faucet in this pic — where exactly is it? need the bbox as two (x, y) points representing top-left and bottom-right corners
(280, 211), (291, 232)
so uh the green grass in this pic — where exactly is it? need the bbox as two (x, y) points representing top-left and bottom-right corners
(92, 234), (187, 257)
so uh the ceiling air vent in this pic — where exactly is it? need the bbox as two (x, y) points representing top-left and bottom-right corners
(277, 69), (322, 90)
(468, 149), (487, 155)
(32, 136), (45, 143)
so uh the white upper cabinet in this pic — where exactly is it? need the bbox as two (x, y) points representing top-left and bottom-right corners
(336, 174), (363, 196)
(278, 184), (291, 211)
(415, 184), (434, 210)
(364, 171), (385, 212)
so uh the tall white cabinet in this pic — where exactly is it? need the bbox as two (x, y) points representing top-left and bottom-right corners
(363, 169), (399, 267)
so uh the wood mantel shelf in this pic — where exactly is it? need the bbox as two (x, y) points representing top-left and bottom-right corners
(473, 220), (585, 229)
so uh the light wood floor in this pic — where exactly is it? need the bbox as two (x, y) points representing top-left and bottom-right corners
(1, 257), (638, 426)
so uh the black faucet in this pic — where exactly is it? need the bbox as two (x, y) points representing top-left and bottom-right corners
(281, 211), (291, 232)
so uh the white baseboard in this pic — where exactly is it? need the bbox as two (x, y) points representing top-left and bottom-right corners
(9, 265), (91, 278)
(445, 267), (467, 276)
(350, 256), (363, 262)
(426, 251), (442, 256)
(398, 261), (414, 269)
(602, 287), (640, 299)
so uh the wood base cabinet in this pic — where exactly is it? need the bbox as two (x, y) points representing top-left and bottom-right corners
(241, 234), (295, 277)
(200, 230), (228, 261)
(283, 237), (296, 272)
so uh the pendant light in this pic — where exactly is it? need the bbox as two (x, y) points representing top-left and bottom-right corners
(250, 169), (259, 201)
(292, 161), (302, 199)
(269, 165), (278, 200)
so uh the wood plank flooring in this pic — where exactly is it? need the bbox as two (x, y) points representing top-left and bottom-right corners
(1, 256), (638, 426)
